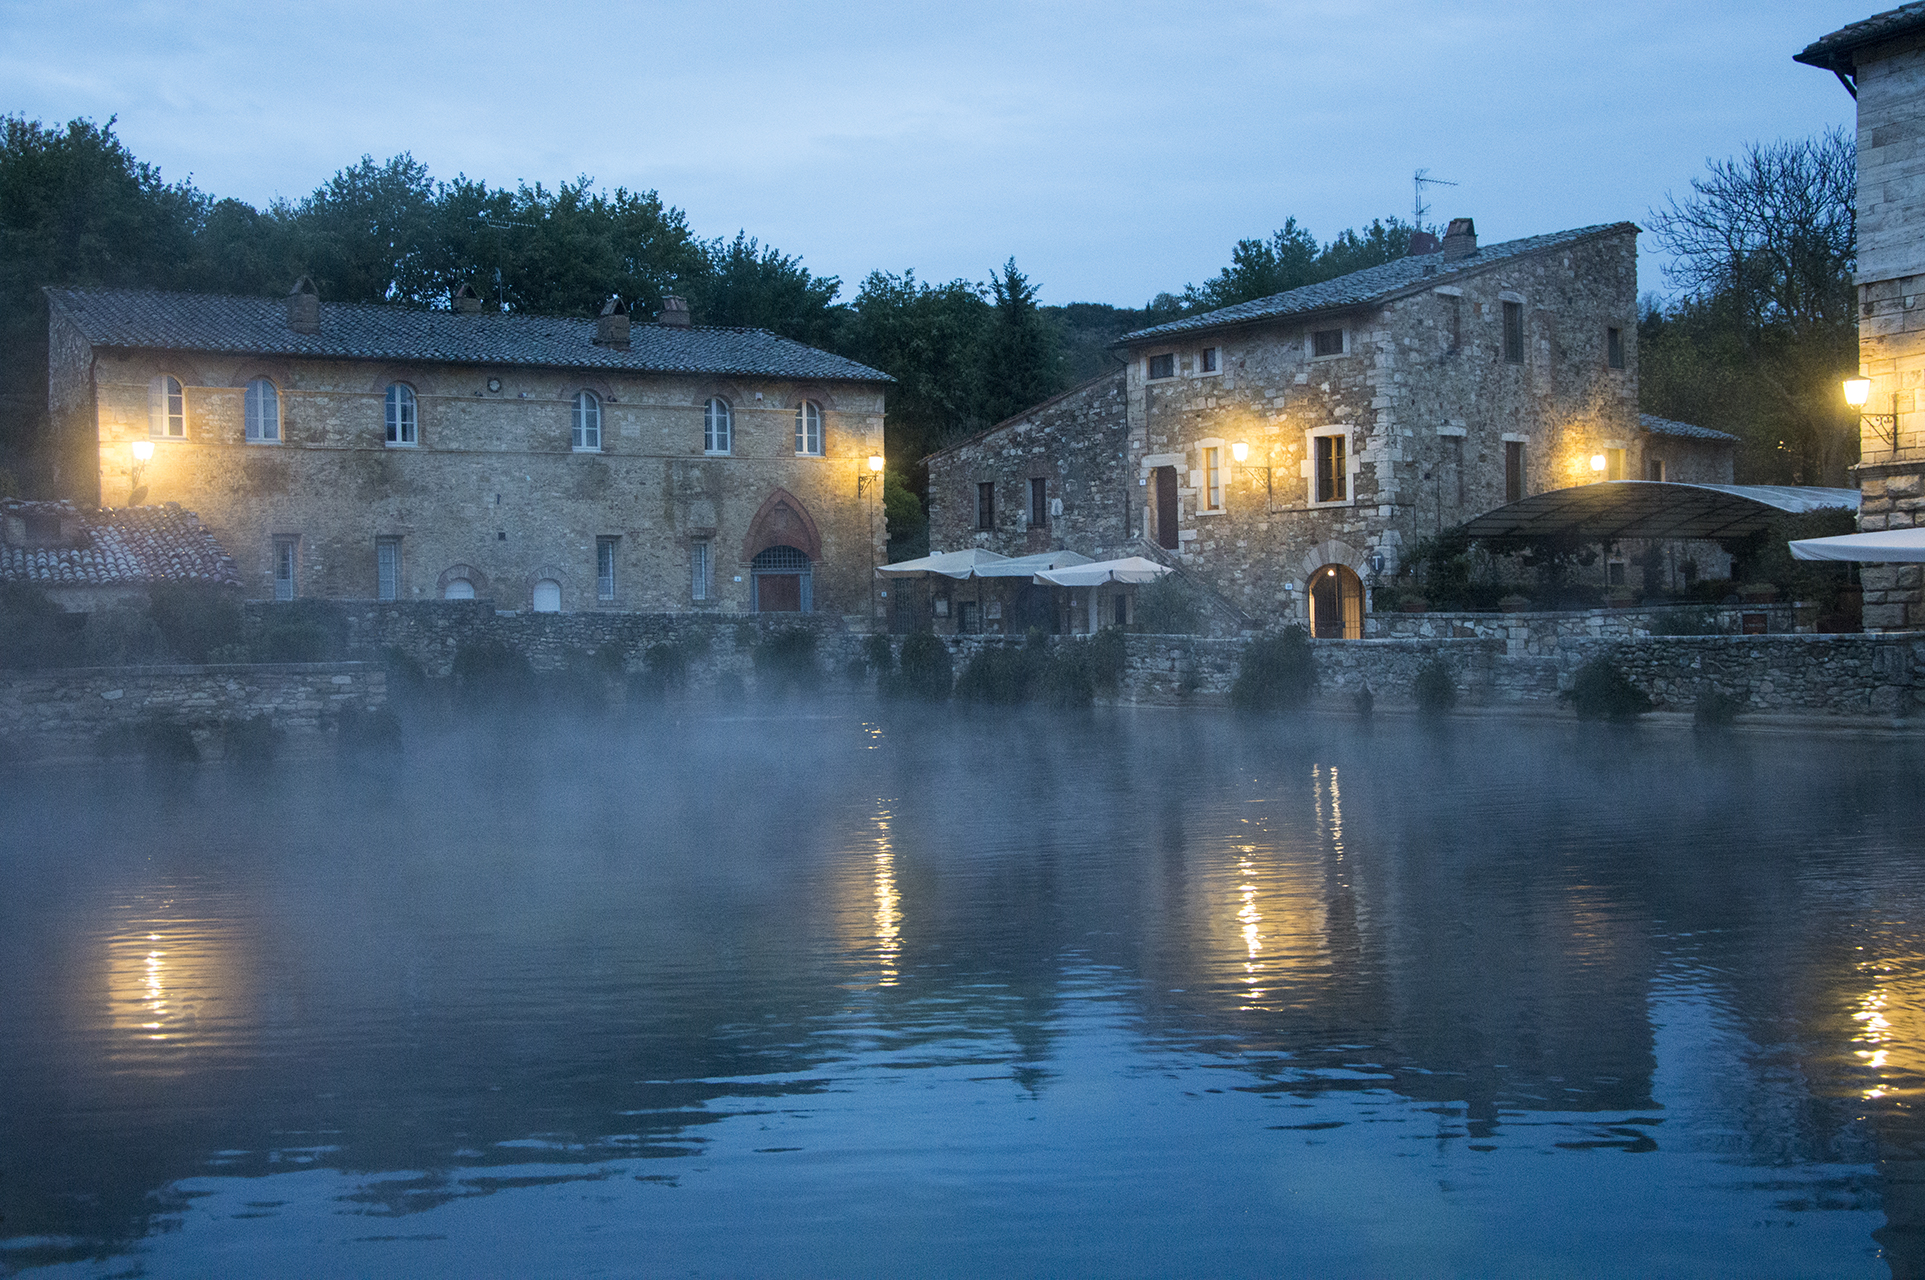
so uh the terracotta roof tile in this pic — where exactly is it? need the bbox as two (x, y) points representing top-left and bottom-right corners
(0, 501), (240, 588)
(1640, 413), (1740, 444)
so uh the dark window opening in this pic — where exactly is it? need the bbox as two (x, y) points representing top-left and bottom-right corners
(1028, 477), (1048, 528)
(976, 482), (995, 531)
(1607, 325), (1625, 369)
(1505, 441), (1524, 503)
(1147, 353), (1175, 380)
(1503, 301), (1524, 363)
(1153, 466), (1179, 550)
(1312, 329), (1344, 357)
(1447, 295), (1462, 350)
(1646, 457), (1665, 482)
(1607, 562), (1627, 587)
(1315, 434), (1347, 503)
(1199, 347), (1218, 373)
(597, 536), (617, 601)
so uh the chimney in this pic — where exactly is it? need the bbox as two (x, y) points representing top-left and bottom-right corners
(1440, 218), (1477, 261)
(452, 282), (485, 315)
(286, 276), (320, 334)
(657, 294), (691, 327)
(593, 295), (631, 349)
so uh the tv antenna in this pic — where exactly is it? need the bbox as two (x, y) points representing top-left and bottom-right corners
(1413, 169), (1458, 232)
(469, 213), (539, 311)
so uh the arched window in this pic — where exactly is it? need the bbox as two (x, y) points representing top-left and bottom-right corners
(245, 378), (280, 443)
(794, 400), (822, 455)
(704, 397), (732, 455)
(532, 578), (562, 612)
(572, 391), (601, 451)
(150, 375), (186, 439)
(385, 384), (417, 446)
(751, 544), (812, 613)
(443, 577), (475, 600)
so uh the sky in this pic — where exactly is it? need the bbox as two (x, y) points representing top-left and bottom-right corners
(0, 0), (1867, 308)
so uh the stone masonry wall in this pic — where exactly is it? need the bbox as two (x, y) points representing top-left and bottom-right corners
(1370, 603), (1803, 651)
(0, 662), (387, 757)
(1121, 228), (1642, 623)
(79, 346), (887, 622)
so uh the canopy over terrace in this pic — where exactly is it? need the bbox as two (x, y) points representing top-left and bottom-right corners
(1790, 528), (1925, 563)
(1456, 481), (1860, 546)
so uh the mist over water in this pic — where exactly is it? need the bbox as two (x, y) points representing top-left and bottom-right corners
(3, 707), (1924, 1277)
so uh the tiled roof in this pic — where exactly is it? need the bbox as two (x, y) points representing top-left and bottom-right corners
(1795, 3), (1925, 78)
(0, 501), (240, 588)
(44, 287), (894, 384)
(1120, 223), (1638, 343)
(1640, 413), (1740, 444)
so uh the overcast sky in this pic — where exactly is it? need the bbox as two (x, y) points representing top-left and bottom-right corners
(2, 0), (1866, 307)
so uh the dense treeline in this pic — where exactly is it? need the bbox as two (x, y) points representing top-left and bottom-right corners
(0, 113), (1861, 533)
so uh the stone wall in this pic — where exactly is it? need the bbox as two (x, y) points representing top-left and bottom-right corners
(1370, 602), (1804, 652)
(69, 339), (886, 621)
(0, 661), (387, 757)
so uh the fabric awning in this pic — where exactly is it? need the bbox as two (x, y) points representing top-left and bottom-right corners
(875, 549), (1011, 579)
(1789, 527), (1925, 563)
(972, 551), (1094, 578)
(1456, 481), (1860, 545)
(1032, 556), (1173, 587)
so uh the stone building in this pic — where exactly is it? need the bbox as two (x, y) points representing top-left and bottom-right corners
(1799, 4), (1925, 630)
(45, 283), (891, 619)
(930, 218), (1642, 635)
(2, 499), (238, 611)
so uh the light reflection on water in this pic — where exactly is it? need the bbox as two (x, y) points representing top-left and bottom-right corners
(2, 708), (1924, 1276)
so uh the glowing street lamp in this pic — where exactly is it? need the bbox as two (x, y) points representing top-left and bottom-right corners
(1844, 377), (1872, 407)
(130, 440), (155, 463)
(858, 453), (885, 495)
(128, 439), (155, 503)
(1231, 441), (1249, 463)
(1590, 454), (1607, 473)
(1845, 376), (1901, 451)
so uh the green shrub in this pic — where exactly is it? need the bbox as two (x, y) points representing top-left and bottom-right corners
(1230, 627), (1316, 712)
(101, 715), (198, 764)
(1413, 656), (1457, 716)
(147, 583), (244, 661)
(1134, 574), (1205, 635)
(543, 648), (614, 713)
(889, 633), (952, 701)
(1651, 606), (1719, 637)
(1037, 640), (1095, 709)
(335, 705), (403, 756)
(1089, 626), (1127, 697)
(381, 646), (431, 704)
(863, 633), (895, 676)
(1352, 685), (1375, 716)
(259, 622), (331, 662)
(0, 584), (83, 669)
(1694, 688), (1742, 727)
(954, 641), (1045, 704)
(81, 602), (165, 666)
(753, 627), (819, 693)
(1563, 655), (1652, 721)
(223, 714), (284, 763)
(205, 643), (252, 664)
(254, 601), (346, 661)
(452, 640), (535, 707)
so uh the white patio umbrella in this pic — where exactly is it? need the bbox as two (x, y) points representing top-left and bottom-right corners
(874, 549), (1012, 579)
(1788, 528), (1925, 562)
(1031, 556), (1173, 633)
(970, 550), (1093, 577)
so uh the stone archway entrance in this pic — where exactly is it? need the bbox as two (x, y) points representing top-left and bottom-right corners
(752, 545), (812, 612)
(1309, 563), (1364, 639)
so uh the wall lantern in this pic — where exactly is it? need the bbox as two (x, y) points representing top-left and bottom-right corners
(857, 453), (885, 496)
(1845, 376), (1901, 451)
(1590, 454), (1608, 473)
(130, 440), (155, 463)
(1231, 441), (1249, 463)
(1229, 439), (1272, 506)
(128, 439), (154, 503)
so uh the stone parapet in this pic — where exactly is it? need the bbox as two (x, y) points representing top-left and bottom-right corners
(1369, 603), (1804, 652)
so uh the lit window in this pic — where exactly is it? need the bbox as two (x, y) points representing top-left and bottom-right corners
(376, 538), (400, 601)
(150, 375), (185, 438)
(385, 384), (417, 446)
(597, 536), (617, 601)
(273, 536), (297, 600)
(1503, 302), (1524, 363)
(1203, 447), (1223, 511)
(1147, 353), (1175, 380)
(1199, 347), (1219, 374)
(1605, 447), (1625, 481)
(795, 400), (823, 455)
(1312, 329), (1343, 357)
(704, 398), (732, 455)
(246, 379), (280, 443)
(573, 391), (601, 451)
(691, 540), (711, 602)
(1312, 432), (1348, 504)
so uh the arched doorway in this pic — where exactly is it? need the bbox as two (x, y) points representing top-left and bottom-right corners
(1308, 563), (1363, 639)
(752, 545), (811, 612)
(532, 579), (562, 612)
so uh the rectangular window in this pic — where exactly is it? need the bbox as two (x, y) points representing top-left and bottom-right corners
(1312, 329), (1344, 357)
(1605, 447), (1625, 481)
(1199, 347), (1218, 374)
(597, 536), (617, 601)
(1147, 353), (1175, 380)
(1314, 434), (1347, 503)
(977, 481), (995, 530)
(691, 540), (710, 602)
(273, 536), (297, 602)
(1646, 457), (1665, 482)
(1029, 476), (1048, 528)
(1607, 326), (1625, 369)
(1203, 447), (1222, 511)
(1505, 441), (1524, 503)
(1447, 295), (1462, 350)
(376, 538), (399, 602)
(1607, 561), (1627, 587)
(1503, 301), (1524, 363)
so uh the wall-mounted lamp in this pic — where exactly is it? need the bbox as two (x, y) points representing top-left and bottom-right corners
(857, 453), (885, 496)
(128, 439), (154, 504)
(1845, 377), (1901, 451)
(1231, 441), (1249, 463)
(1230, 440), (1273, 507)
(1589, 453), (1607, 473)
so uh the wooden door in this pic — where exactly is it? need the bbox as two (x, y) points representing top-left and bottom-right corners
(759, 574), (802, 612)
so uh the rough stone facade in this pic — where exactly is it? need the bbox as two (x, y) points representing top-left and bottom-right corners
(46, 288), (890, 625)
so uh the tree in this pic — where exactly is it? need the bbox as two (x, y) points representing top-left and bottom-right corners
(690, 231), (840, 345)
(1642, 130), (1857, 485)
(1180, 216), (1417, 313)
(839, 268), (991, 461)
(979, 258), (1063, 427)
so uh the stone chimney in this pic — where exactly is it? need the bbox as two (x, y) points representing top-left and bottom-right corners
(452, 282), (485, 314)
(1441, 218), (1478, 261)
(593, 296), (631, 349)
(286, 276), (320, 334)
(657, 295), (691, 327)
